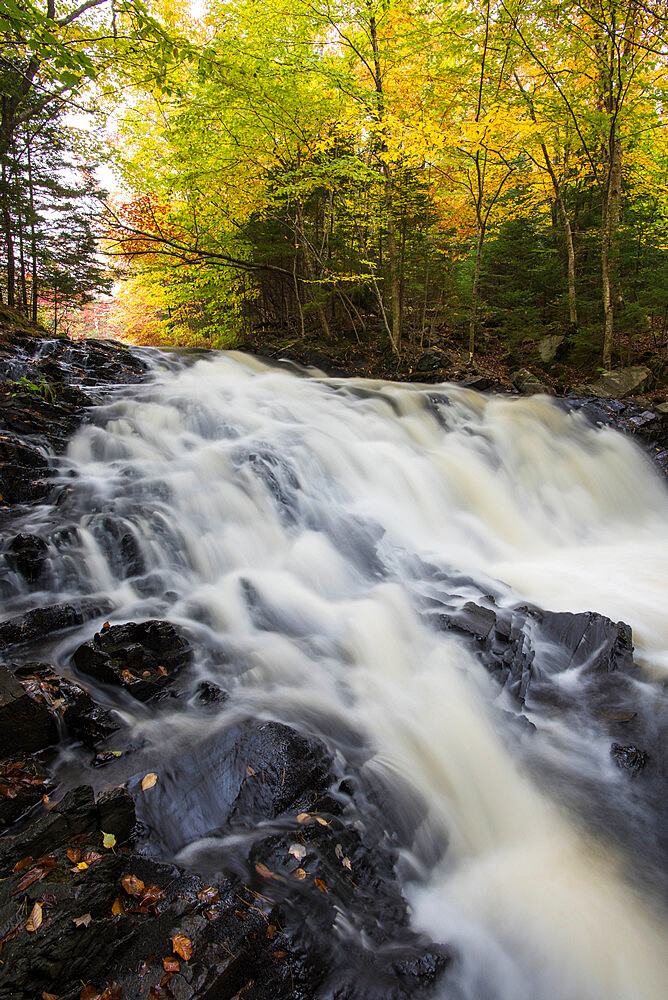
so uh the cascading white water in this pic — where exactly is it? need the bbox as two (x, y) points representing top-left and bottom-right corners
(10, 351), (668, 998)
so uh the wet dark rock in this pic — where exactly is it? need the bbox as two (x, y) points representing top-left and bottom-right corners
(414, 348), (453, 373)
(136, 720), (333, 856)
(0, 759), (52, 829)
(0, 665), (58, 755)
(97, 787), (136, 843)
(0, 784), (97, 871)
(559, 396), (668, 476)
(12, 662), (120, 748)
(72, 620), (193, 701)
(195, 680), (228, 705)
(0, 598), (112, 650)
(0, 431), (50, 504)
(610, 743), (648, 775)
(3, 533), (48, 583)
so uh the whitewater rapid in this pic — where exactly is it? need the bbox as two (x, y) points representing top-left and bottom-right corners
(9, 351), (668, 998)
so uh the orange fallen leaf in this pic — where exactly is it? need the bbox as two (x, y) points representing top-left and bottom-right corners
(141, 772), (158, 790)
(102, 622), (110, 629)
(272, 950), (288, 959)
(294, 868), (306, 880)
(265, 924), (276, 940)
(121, 670), (134, 683)
(26, 902), (43, 932)
(79, 987), (100, 1000)
(197, 885), (219, 904)
(315, 817), (328, 827)
(100, 984), (122, 1000)
(157, 665), (167, 676)
(296, 812), (310, 823)
(314, 878), (328, 894)
(254, 862), (274, 879)
(111, 897), (125, 916)
(12, 855), (34, 872)
(67, 847), (82, 864)
(41, 992), (58, 1000)
(171, 933), (193, 961)
(163, 956), (180, 973)
(121, 875), (145, 897)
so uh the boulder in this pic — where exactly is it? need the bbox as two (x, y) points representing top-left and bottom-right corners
(0, 599), (112, 650)
(13, 662), (120, 748)
(574, 365), (652, 399)
(3, 533), (49, 583)
(414, 348), (453, 373)
(72, 620), (193, 701)
(0, 666), (58, 755)
(511, 368), (552, 395)
(537, 334), (566, 363)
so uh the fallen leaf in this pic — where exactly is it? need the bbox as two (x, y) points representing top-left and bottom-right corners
(315, 817), (328, 827)
(79, 987), (100, 1000)
(296, 812), (310, 823)
(26, 901), (43, 932)
(138, 954), (155, 976)
(294, 868), (306, 880)
(13, 856), (57, 893)
(100, 984), (122, 1000)
(171, 933), (193, 960)
(157, 666), (167, 676)
(159, 973), (172, 988)
(142, 670), (151, 677)
(122, 874), (145, 897)
(314, 878), (328, 894)
(141, 773), (158, 791)
(334, 844), (344, 860)
(121, 670), (134, 683)
(272, 950), (288, 959)
(41, 992), (58, 1000)
(265, 924), (276, 940)
(342, 857), (352, 870)
(140, 884), (163, 907)
(102, 832), (117, 849)
(82, 851), (103, 865)
(197, 885), (219, 904)
(67, 847), (82, 864)
(163, 956), (180, 972)
(289, 844), (306, 861)
(245, 765), (256, 776)
(111, 750), (122, 758)
(73, 913), (92, 928)
(600, 709), (637, 722)
(76, 862), (89, 871)
(111, 897), (125, 916)
(204, 906), (219, 921)
(12, 856), (34, 872)
(102, 622), (110, 629)
(254, 862), (274, 879)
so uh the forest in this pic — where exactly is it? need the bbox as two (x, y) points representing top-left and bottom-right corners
(1, 0), (667, 371)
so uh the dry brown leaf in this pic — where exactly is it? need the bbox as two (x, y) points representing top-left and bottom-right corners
(41, 992), (58, 1000)
(73, 913), (92, 928)
(272, 950), (288, 959)
(163, 956), (180, 973)
(141, 772), (158, 791)
(67, 847), (82, 864)
(157, 665), (167, 676)
(121, 874), (145, 897)
(254, 862), (274, 879)
(171, 933), (193, 961)
(296, 812), (310, 823)
(314, 878), (328, 894)
(294, 868), (306, 881)
(12, 855), (34, 872)
(315, 817), (328, 827)
(100, 984), (122, 1000)
(204, 906), (219, 921)
(197, 885), (219, 904)
(111, 897), (125, 916)
(13, 856), (57, 893)
(138, 954), (155, 976)
(159, 973), (172, 988)
(82, 851), (103, 865)
(265, 924), (276, 940)
(26, 902), (43, 932)
(245, 765), (256, 776)
(79, 985), (100, 1000)
(142, 670), (151, 678)
(121, 670), (134, 683)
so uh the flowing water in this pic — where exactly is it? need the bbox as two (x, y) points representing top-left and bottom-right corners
(3, 351), (668, 998)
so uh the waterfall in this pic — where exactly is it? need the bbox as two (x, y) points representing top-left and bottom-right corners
(5, 351), (667, 998)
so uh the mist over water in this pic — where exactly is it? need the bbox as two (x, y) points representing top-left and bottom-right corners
(6, 351), (668, 998)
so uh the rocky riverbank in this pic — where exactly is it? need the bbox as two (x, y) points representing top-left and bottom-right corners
(0, 315), (666, 1000)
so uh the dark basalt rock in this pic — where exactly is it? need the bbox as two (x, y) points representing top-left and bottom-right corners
(0, 665), (58, 755)
(0, 758), (53, 829)
(72, 620), (193, 701)
(3, 533), (49, 583)
(0, 598), (112, 650)
(195, 680), (228, 705)
(0, 784), (98, 872)
(0, 431), (50, 504)
(12, 662), (120, 748)
(559, 396), (668, 476)
(97, 787), (136, 843)
(610, 742), (648, 775)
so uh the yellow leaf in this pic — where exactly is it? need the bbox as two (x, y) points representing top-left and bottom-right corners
(77, 862), (89, 870)
(141, 772), (158, 790)
(102, 832), (117, 849)
(111, 896), (125, 916)
(171, 933), (193, 960)
(26, 901), (43, 932)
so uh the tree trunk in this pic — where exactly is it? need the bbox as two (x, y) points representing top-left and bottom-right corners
(1, 159), (16, 307)
(469, 222), (484, 356)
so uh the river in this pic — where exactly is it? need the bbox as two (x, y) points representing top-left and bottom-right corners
(8, 350), (668, 998)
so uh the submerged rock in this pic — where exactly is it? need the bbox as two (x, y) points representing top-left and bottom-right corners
(610, 743), (648, 775)
(72, 620), (193, 701)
